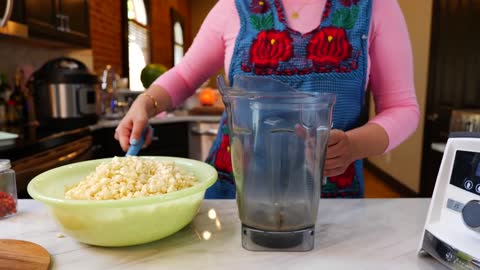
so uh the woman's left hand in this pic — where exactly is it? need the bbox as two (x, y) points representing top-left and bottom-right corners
(324, 129), (354, 177)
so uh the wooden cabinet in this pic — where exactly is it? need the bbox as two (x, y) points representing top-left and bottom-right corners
(24, 0), (57, 37)
(24, 0), (90, 47)
(57, 0), (90, 45)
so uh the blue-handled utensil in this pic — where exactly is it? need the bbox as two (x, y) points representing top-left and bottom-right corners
(126, 125), (150, 156)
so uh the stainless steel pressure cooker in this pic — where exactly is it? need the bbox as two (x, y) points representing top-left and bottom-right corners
(30, 57), (100, 129)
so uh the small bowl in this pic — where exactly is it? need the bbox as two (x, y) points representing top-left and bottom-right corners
(27, 156), (217, 247)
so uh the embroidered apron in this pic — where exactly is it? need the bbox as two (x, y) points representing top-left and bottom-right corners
(205, 0), (372, 199)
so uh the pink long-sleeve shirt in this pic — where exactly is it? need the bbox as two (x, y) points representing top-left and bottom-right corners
(154, 0), (420, 152)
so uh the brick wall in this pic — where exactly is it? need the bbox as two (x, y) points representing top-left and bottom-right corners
(150, 0), (191, 68)
(88, 0), (191, 76)
(89, 0), (123, 76)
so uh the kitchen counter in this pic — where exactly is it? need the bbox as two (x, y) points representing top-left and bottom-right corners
(90, 113), (221, 130)
(0, 113), (222, 161)
(0, 199), (446, 270)
(431, 142), (446, 153)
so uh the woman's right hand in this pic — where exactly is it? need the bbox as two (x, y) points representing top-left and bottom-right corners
(113, 80), (176, 152)
(114, 86), (174, 152)
(114, 98), (153, 152)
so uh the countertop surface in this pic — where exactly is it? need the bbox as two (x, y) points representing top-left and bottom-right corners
(0, 199), (446, 270)
(90, 113), (222, 130)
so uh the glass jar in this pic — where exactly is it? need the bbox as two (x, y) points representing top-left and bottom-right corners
(0, 159), (17, 218)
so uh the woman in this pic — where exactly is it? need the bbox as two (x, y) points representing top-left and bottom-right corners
(114, 0), (420, 199)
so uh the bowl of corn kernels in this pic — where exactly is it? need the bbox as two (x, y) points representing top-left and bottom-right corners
(27, 156), (217, 247)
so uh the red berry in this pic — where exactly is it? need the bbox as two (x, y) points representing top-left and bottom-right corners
(0, 191), (16, 217)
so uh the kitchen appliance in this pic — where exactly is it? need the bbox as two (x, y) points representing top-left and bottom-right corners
(217, 75), (335, 251)
(188, 121), (218, 161)
(0, 0), (28, 38)
(419, 132), (480, 269)
(11, 129), (95, 199)
(30, 57), (100, 130)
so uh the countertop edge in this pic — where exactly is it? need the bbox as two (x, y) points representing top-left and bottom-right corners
(90, 115), (222, 130)
(3, 114), (222, 161)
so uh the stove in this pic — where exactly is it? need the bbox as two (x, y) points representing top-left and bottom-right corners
(0, 122), (95, 198)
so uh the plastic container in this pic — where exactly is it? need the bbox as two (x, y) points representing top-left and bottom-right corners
(218, 75), (335, 251)
(0, 159), (17, 218)
(27, 156), (217, 247)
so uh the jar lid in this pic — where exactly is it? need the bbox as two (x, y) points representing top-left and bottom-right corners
(0, 159), (11, 171)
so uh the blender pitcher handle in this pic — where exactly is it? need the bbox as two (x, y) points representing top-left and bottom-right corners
(265, 119), (296, 206)
(216, 76), (228, 96)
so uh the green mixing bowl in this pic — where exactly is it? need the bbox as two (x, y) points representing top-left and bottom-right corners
(27, 156), (217, 247)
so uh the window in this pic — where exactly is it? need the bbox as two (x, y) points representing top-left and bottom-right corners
(127, 0), (150, 91)
(171, 9), (185, 66)
(173, 22), (184, 66)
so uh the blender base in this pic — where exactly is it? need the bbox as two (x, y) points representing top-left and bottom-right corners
(241, 225), (315, 252)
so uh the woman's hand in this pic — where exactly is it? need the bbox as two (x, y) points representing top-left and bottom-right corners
(298, 124), (389, 178)
(114, 86), (173, 152)
(324, 129), (354, 177)
(114, 98), (153, 152)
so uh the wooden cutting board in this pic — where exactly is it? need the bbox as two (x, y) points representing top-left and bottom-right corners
(0, 239), (51, 270)
(188, 106), (224, 116)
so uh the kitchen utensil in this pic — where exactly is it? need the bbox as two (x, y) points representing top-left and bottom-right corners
(126, 125), (150, 156)
(419, 132), (480, 269)
(188, 106), (224, 116)
(26, 156), (217, 247)
(0, 239), (50, 270)
(217, 75), (335, 251)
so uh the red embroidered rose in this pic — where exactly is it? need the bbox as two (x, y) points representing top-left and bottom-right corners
(340, 0), (359, 7)
(250, 30), (293, 69)
(307, 27), (352, 67)
(329, 163), (355, 189)
(215, 135), (233, 174)
(251, 0), (270, 14)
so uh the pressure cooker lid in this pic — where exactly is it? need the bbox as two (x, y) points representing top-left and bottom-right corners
(32, 57), (98, 84)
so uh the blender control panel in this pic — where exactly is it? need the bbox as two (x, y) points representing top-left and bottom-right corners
(420, 135), (480, 270)
(450, 150), (480, 196)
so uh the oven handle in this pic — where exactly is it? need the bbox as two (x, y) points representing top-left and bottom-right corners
(0, 0), (13, 27)
(17, 145), (93, 177)
(57, 145), (93, 164)
(13, 136), (94, 176)
(190, 127), (218, 136)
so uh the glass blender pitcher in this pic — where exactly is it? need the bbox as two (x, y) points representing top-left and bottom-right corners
(217, 75), (335, 251)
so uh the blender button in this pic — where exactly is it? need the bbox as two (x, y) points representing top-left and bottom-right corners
(464, 180), (474, 190)
(476, 184), (480, 194)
